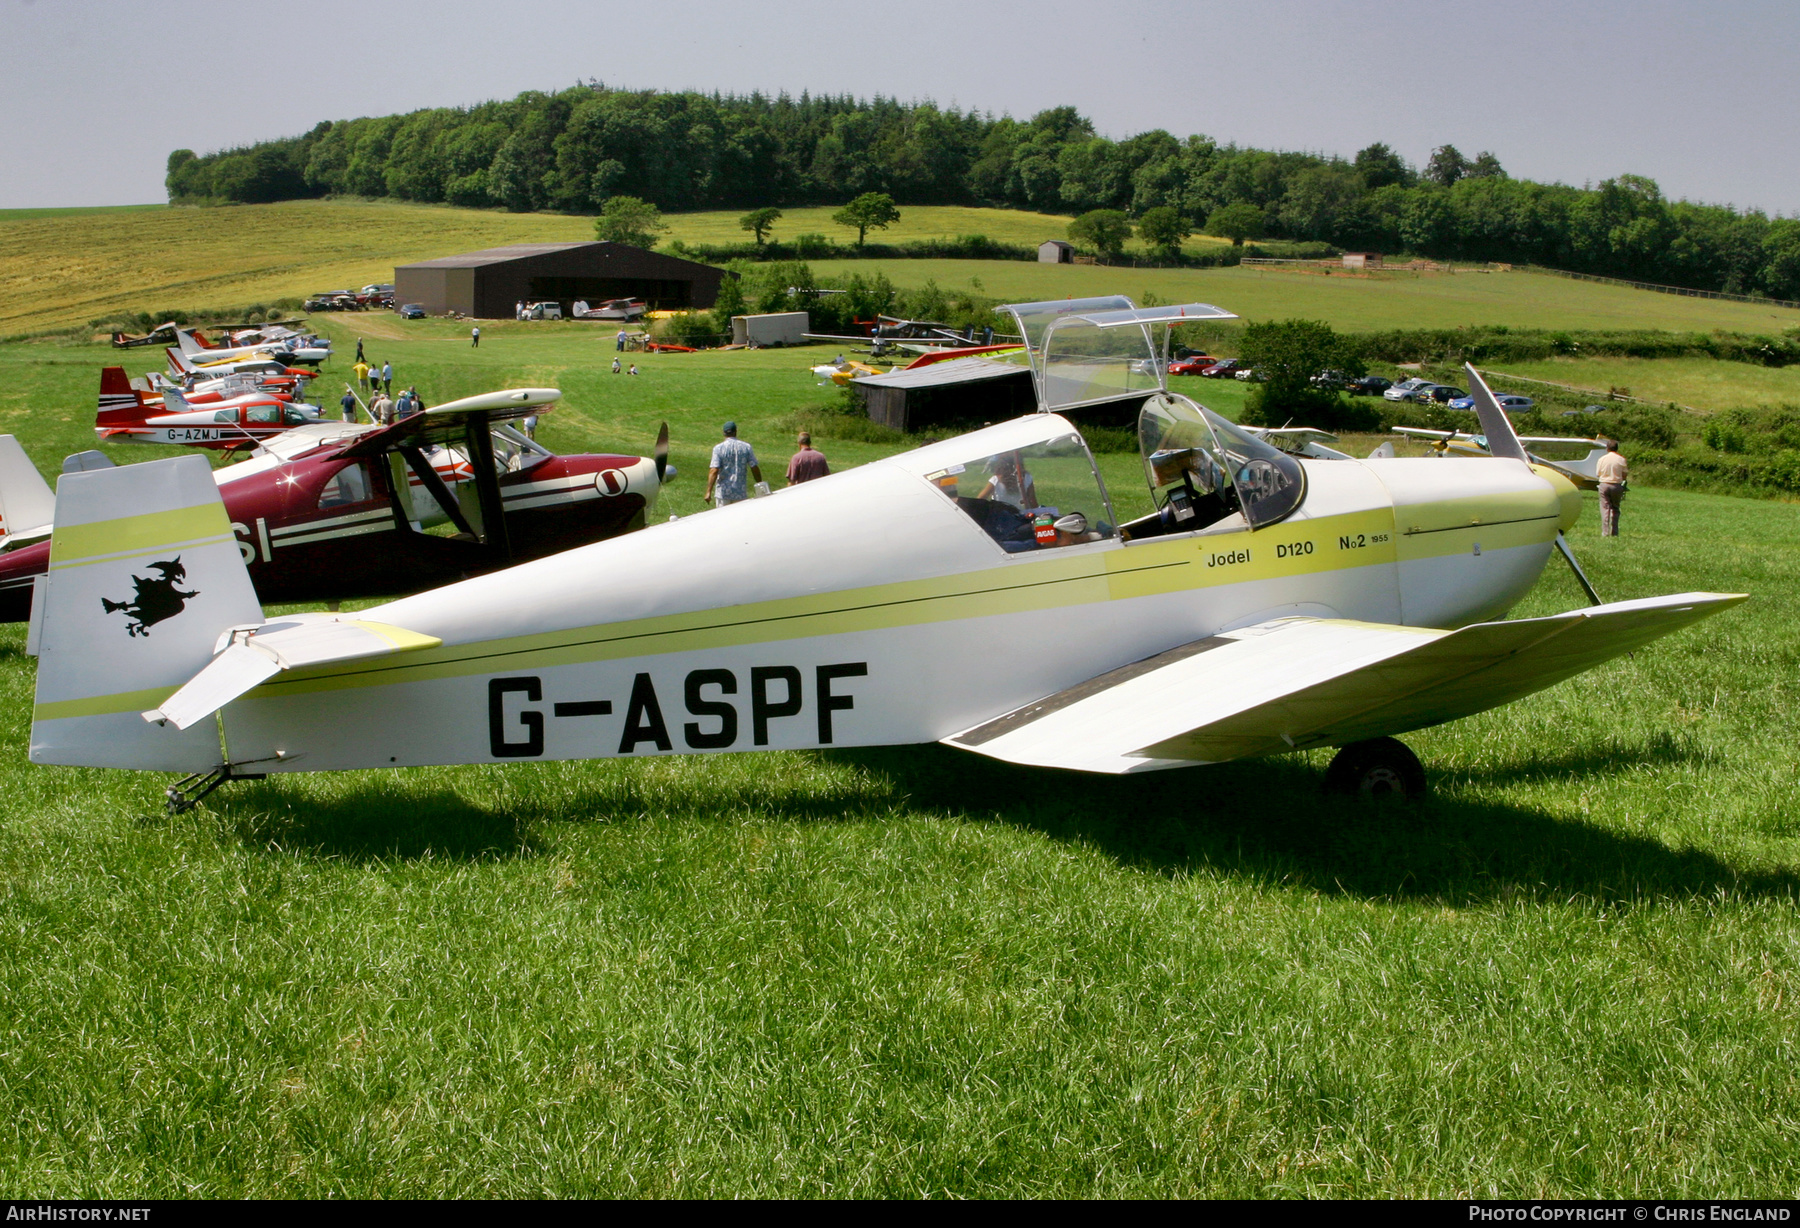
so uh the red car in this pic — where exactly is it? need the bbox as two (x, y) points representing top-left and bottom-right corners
(1167, 355), (1216, 376)
(1201, 359), (1243, 378)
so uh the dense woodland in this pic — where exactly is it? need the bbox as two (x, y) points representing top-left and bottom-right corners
(165, 85), (1800, 300)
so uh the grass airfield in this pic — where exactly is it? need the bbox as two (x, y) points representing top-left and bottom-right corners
(5, 199), (1800, 338)
(2, 319), (1799, 1196)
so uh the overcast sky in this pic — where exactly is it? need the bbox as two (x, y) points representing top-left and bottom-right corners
(3, 0), (1794, 214)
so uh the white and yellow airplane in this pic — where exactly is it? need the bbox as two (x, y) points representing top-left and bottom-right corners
(28, 298), (1742, 810)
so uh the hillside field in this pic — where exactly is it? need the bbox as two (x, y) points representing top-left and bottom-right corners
(4, 199), (1799, 338)
(0, 324), (1797, 1194)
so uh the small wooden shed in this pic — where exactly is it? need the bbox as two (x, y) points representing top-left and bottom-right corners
(1038, 240), (1075, 264)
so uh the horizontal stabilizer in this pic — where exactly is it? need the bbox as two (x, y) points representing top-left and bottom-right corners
(148, 614), (442, 730)
(945, 592), (1746, 774)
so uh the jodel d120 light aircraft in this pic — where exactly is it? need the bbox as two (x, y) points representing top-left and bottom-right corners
(0, 388), (669, 621)
(29, 297), (1741, 811)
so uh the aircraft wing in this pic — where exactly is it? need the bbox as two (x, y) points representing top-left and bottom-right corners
(337, 388), (559, 458)
(147, 613), (442, 730)
(944, 593), (1745, 774)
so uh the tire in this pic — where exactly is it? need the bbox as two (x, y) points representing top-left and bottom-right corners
(1324, 737), (1427, 799)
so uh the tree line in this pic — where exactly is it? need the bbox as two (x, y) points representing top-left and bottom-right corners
(165, 84), (1800, 300)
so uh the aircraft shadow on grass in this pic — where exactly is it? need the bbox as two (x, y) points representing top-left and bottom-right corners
(197, 736), (1794, 907)
(204, 785), (553, 863)
(828, 743), (1800, 908)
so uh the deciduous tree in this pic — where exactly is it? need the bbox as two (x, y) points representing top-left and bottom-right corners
(1136, 206), (1190, 261)
(739, 207), (782, 246)
(1068, 209), (1133, 259)
(832, 192), (901, 247)
(593, 195), (666, 248)
(1204, 202), (1264, 246)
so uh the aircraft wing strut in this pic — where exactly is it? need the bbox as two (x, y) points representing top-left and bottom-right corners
(944, 593), (1745, 774)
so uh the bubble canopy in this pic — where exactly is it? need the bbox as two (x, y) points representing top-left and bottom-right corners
(1138, 392), (1306, 531)
(999, 297), (1240, 414)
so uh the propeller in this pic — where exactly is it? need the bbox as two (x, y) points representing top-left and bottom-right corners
(654, 421), (670, 485)
(1465, 363), (1604, 607)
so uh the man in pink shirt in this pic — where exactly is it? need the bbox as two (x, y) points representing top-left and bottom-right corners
(786, 432), (830, 486)
(1596, 439), (1628, 536)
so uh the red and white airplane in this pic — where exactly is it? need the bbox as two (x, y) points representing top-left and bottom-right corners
(98, 366), (324, 449)
(4, 388), (671, 621)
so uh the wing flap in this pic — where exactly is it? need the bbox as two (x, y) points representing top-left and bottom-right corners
(945, 593), (1745, 774)
(146, 614), (442, 730)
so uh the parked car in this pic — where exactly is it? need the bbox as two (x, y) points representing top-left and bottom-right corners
(1384, 377), (1433, 402)
(1168, 355), (1216, 376)
(1448, 392), (1535, 413)
(360, 283), (395, 298)
(1424, 386), (1468, 404)
(1201, 359), (1243, 378)
(1348, 376), (1393, 396)
(398, 303), (427, 320)
(521, 301), (563, 320)
(1234, 366), (1262, 381)
(303, 291), (361, 312)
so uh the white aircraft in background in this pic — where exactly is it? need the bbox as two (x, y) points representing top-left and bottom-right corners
(1394, 426), (1612, 489)
(176, 326), (331, 367)
(28, 297), (1742, 812)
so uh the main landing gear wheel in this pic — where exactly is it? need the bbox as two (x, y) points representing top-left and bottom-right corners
(1324, 737), (1427, 800)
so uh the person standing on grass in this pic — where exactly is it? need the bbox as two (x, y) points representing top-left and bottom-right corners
(471, 325), (481, 348)
(705, 421), (762, 507)
(381, 361), (393, 395)
(355, 337), (365, 363)
(786, 432), (829, 486)
(340, 386), (358, 423)
(353, 358), (371, 392)
(1596, 439), (1628, 536)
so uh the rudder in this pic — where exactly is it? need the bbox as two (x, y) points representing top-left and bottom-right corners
(31, 454), (263, 770)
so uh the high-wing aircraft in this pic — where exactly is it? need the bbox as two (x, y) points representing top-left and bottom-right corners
(1394, 427), (1611, 489)
(27, 297), (1741, 813)
(4, 388), (670, 622)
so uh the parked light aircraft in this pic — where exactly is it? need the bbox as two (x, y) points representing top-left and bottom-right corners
(98, 367), (324, 449)
(4, 389), (669, 621)
(176, 326), (331, 366)
(1394, 426), (1611, 489)
(28, 297), (1741, 812)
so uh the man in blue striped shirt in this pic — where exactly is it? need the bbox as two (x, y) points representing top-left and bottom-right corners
(705, 422), (763, 506)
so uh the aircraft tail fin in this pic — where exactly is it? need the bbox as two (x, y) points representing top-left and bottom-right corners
(166, 347), (196, 376)
(0, 435), (56, 541)
(176, 327), (211, 355)
(97, 366), (157, 429)
(30, 454), (264, 770)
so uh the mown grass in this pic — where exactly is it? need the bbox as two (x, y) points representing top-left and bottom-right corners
(810, 260), (1800, 335)
(1, 329), (1797, 1196)
(1482, 356), (1800, 414)
(5, 198), (1796, 338)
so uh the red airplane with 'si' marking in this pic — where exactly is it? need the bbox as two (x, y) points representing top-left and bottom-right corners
(0, 388), (671, 622)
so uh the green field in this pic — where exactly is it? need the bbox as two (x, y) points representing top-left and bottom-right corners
(6, 199), (1799, 339)
(812, 259), (1800, 335)
(1479, 356), (1800, 413)
(0, 324), (1798, 1195)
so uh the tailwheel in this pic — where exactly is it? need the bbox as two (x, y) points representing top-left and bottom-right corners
(1324, 737), (1427, 800)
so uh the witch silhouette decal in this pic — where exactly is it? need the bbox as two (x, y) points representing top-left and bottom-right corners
(102, 557), (199, 637)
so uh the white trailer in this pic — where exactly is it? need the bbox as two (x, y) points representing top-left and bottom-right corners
(731, 312), (810, 348)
